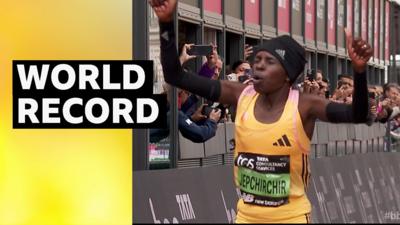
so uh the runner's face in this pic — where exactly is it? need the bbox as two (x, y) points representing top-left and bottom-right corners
(252, 51), (288, 94)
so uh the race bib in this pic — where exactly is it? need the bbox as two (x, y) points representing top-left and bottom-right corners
(235, 153), (290, 207)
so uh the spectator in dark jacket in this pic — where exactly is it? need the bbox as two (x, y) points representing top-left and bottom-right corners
(150, 87), (221, 143)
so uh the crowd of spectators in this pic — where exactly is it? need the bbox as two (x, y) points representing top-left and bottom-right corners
(299, 68), (400, 147)
(152, 41), (400, 148)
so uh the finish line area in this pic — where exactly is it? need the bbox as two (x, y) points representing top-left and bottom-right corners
(133, 122), (400, 223)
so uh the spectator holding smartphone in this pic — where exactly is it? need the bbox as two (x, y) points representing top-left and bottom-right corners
(317, 78), (329, 98)
(150, 84), (221, 143)
(198, 44), (223, 80)
(303, 69), (320, 95)
(227, 60), (251, 82)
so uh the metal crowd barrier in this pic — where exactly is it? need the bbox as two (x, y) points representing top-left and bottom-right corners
(310, 122), (387, 159)
(177, 122), (387, 168)
(134, 152), (400, 223)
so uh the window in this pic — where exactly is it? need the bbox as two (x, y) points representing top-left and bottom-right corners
(226, 32), (243, 74)
(225, 0), (242, 18)
(180, 0), (199, 7)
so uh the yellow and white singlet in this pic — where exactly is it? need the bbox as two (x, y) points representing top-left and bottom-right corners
(234, 85), (312, 223)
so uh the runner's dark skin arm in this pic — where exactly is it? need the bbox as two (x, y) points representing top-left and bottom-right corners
(299, 30), (373, 139)
(150, 0), (246, 106)
(219, 81), (246, 106)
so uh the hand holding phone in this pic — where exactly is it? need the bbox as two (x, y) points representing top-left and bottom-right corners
(179, 43), (197, 65)
(307, 69), (316, 81)
(368, 92), (376, 100)
(325, 90), (330, 99)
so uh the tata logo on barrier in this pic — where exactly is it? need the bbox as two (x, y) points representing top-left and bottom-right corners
(236, 154), (255, 169)
(176, 194), (196, 221)
(148, 194), (196, 223)
(149, 198), (179, 224)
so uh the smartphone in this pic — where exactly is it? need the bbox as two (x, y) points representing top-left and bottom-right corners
(325, 90), (330, 99)
(368, 92), (376, 99)
(238, 75), (249, 83)
(187, 45), (213, 56)
(307, 69), (316, 81)
(201, 105), (213, 117)
(244, 69), (252, 77)
(216, 103), (227, 119)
